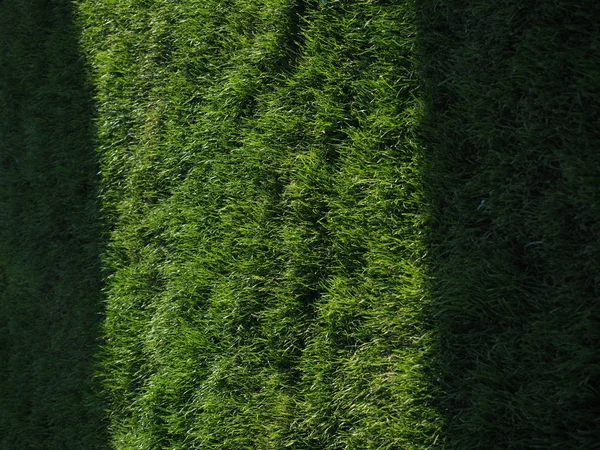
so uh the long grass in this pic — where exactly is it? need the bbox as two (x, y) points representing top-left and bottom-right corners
(77, 0), (600, 448)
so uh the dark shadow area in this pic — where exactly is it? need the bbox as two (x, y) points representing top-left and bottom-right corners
(0, 0), (108, 447)
(417, 0), (600, 448)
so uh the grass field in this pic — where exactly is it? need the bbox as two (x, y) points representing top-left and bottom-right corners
(78, 0), (444, 447)
(1, 0), (598, 448)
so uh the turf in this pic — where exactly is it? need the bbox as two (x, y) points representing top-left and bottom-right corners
(0, 0), (108, 448)
(78, 0), (443, 448)
(1, 0), (598, 448)
(77, 0), (599, 448)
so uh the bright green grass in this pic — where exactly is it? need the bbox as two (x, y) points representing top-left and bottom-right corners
(78, 0), (443, 448)
(0, 0), (107, 448)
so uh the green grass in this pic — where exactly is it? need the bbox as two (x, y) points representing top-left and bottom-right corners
(418, 0), (600, 447)
(77, 0), (599, 448)
(1, 0), (597, 448)
(78, 0), (443, 448)
(0, 0), (107, 448)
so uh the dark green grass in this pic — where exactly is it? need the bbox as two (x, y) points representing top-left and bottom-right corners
(418, 0), (600, 448)
(0, 0), (108, 448)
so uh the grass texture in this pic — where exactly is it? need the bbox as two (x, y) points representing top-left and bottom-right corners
(77, 0), (599, 448)
(79, 0), (443, 448)
(0, 0), (107, 448)
(1, 0), (597, 448)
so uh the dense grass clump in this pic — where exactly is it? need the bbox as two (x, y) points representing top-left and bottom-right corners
(79, 0), (443, 448)
(418, 0), (600, 448)
(0, 0), (107, 448)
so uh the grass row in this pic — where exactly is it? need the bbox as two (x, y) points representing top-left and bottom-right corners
(79, 0), (443, 448)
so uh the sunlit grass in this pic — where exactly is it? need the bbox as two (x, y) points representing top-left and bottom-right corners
(79, 0), (444, 448)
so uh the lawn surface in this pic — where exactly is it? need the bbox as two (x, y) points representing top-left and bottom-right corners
(1, 0), (598, 448)
(79, 0), (443, 448)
